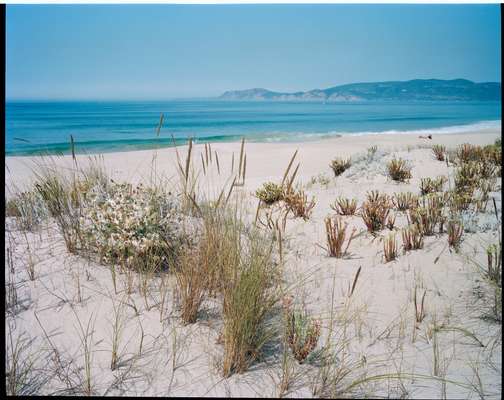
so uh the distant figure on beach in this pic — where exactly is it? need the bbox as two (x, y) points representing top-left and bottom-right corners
(419, 134), (433, 139)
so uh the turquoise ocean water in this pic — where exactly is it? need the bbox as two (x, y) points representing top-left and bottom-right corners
(5, 100), (501, 156)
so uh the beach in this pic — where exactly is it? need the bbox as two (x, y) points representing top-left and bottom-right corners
(5, 128), (502, 397)
(5, 127), (501, 189)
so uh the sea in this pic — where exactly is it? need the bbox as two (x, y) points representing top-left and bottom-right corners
(5, 100), (501, 156)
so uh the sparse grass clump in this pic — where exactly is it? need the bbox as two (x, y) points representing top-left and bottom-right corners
(329, 157), (351, 177)
(6, 329), (45, 396)
(330, 196), (357, 216)
(420, 176), (447, 195)
(308, 173), (331, 188)
(324, 216), (357, 258)
(367, 145), (378, 162)
(383, 233), (398, 262)
(455, 143), (484, 164)
(401, 224), (424, 251)
(448, 190), (474, 213)
(5, 190), (47, 231)
(482, 140), (502, 166)
(283, 187), (316, 220)
(432, 144), (446, 161)
(255, 182), (284, 205)
(221, 222), (280, 377)
(175, 245), (207, 324)
(447, 220), (464, 249)
(360, 191), (391, 233)
(282, 297), (321, 364)
(410, 193), (446, 235)
(453, 163), (479, 203)
(392, 192), (419, 211)
(34, 172), (83, 253)
(386, 158), (412, 182)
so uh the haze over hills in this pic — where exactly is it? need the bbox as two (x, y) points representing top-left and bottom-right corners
(219, 79), (501, 102)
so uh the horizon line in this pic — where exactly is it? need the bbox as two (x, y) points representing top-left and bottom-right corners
(6, 77), (502, 102)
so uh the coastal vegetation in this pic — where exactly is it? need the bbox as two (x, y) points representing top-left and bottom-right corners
(4, 136), (502, 397)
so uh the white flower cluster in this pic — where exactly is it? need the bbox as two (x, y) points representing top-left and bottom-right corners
(80, 182), (178, 267)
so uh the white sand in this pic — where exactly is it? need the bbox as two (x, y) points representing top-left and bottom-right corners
(5, 128), (502, 397)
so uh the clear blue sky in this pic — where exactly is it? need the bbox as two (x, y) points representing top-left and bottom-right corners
(6, 4), (501, 100)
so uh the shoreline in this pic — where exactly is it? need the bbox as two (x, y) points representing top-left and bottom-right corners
(5, 120), (501, 158)
(5, 128), (501, 192)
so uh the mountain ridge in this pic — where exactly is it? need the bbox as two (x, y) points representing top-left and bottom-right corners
(219, 79), (501, 101)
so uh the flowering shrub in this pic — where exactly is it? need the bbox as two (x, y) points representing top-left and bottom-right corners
(80, 182), (179, 270)
(255, 182), (284, 204)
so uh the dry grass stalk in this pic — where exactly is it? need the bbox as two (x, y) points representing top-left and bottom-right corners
(233, 137), (247, 186)
(387, 158), (412, 182)
(110, 298), (126, 370)
(185, 138), (193, 186)
(349, 266), (362, 297)
(383, 233), (398, 262)
(158, 274), (169, 323)
(200, 153), (206, 175)
(281, 150), (298, 186)
(215, 151), (220, 174)
(22, 231), (36, 281)
(331, 196), (357, 215)
(325, 216), (357, 258)
(73, 310), (96, 395)
(414, 286), (427, 324)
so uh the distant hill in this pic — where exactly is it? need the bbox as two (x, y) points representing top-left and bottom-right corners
(219, 79), (501, 101)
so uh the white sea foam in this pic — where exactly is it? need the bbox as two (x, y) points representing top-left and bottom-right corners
(259, 120), (501, 143)
(344, 120), (501, 137)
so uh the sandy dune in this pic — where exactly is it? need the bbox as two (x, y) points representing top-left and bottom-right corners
(5, 128), (502, 397)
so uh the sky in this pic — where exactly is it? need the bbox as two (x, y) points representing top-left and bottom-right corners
(6, 4), (501, 100)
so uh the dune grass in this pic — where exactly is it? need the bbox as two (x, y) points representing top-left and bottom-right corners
(331, 196), (358, 216)
(386, 158), (412, 182)
(282, 296), (321, 364)
(360, 191), (391, 233)
(221, 216), (280, 376)
(324, 216), (357, 258)
(329, 157), (351, 177)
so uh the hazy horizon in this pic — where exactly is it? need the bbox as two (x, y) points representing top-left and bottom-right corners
(6, 4), (501, 100)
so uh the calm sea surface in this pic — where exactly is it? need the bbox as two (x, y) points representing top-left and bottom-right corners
(5, 100), (501, 156)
